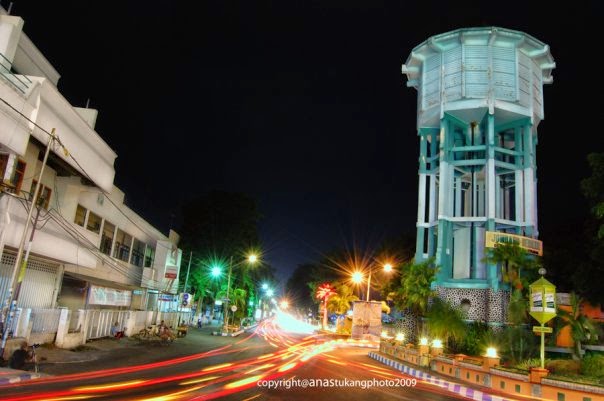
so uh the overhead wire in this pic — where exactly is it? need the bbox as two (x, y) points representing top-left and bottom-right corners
(0, 96), (172, 243)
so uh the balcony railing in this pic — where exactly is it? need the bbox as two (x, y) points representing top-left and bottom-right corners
(0, 52), (32, 94)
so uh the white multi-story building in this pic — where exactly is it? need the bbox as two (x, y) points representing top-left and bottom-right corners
(0, 9), (181, 314)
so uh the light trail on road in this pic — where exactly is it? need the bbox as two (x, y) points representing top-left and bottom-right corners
(0, 313), (496, 400)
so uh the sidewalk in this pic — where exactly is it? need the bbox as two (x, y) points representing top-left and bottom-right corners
(0, 323), (231, 384)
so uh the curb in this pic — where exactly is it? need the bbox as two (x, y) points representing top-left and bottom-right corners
(211, 329), (244, 337)
(0, 370), (45, 384)
(368, 352), (511, 401)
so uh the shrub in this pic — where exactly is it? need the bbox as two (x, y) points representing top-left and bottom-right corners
(457, 321), (491, 356)
(546, 359), (581, 375)
(581, 354), (604, 378)
(516, 358), (547, 371)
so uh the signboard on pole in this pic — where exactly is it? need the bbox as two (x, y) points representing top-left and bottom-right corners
(529, 277), (556, 324)
(165, 264), (178, 279)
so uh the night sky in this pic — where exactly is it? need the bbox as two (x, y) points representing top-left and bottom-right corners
(10, 1), (604, 282)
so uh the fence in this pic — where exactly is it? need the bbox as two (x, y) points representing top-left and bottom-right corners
(30, 308), (61, 333)
(85, 309), (129, 340)
(2, 307), (195, 347)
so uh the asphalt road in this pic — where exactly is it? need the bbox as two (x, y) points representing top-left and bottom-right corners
(0, 319), (466, 400)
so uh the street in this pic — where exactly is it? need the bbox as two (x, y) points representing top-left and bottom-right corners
(0, 319), (467, 400)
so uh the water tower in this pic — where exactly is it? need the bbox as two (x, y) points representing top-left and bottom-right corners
(402, 27), (554, 323)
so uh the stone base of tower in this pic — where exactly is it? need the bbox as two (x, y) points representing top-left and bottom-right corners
(434, 286), (510, 324)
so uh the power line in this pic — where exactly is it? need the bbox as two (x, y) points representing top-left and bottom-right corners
(0, 96), (174, 242)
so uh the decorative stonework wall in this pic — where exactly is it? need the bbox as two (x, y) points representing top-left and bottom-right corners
(435, 287), (510, 323)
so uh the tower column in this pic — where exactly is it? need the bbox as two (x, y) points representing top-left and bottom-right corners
(416, 134), (428, 260)
(486, 114), (498, 288)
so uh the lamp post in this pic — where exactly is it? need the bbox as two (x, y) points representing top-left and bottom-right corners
(222, 253), (258, 334)
(351, 262), (395, 339)
(352, 262), (394, 301)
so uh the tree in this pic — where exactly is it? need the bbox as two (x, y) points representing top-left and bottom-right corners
(179, 191), (261, 257)
(581, 153), (604, 240)
(574, 153), (604, 306)
(485, 243), (540, 325)
(327, 283), (358, 332)
(393, 258), (437, 316)
(555, 293), (599, 360)
(178, 191), (263, 318)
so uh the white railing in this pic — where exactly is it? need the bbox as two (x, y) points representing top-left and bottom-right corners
(30, 308), (61, 333)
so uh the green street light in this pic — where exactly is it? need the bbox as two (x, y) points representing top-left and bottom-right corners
(262, 283), (269, 290)
(211, 266), (222, 277)
(266, 289), (274, 297)
(222, 251), (261, 334)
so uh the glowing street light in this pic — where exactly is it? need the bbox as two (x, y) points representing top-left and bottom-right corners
(262, 283), (269, 290)
(266, 288), (274, 297)
(223, 252), (260, 333)
(211, 266), (222, 277)
(351, 271), (363, 284)
(363, 262), (395, 301)
(279, 300), (289, 310)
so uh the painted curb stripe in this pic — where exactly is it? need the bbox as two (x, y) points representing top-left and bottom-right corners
(368, 352), (511, 401)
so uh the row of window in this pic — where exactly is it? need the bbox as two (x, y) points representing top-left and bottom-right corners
(75, 204), (155, 267)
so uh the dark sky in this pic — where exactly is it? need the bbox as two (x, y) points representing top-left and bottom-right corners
(10, 1), (604, 283)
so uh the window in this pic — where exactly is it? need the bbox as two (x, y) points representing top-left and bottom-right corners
(500, 381), (505, 389)
(113, 229), (132, 262)
(144, 245), (155, 267)
(131, 238), (145, 267)
(29, 180), (52, 209)
(86, 211), (102, 234)
(100, 220), (115, 255)
(515, 384), (521, 393)
(0, 154), (8, 179)
(557, 393), (565, 401)
(75, 205), (87, 226)
(3, 158), (26, 194)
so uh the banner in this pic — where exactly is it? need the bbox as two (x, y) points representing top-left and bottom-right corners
(165, 264), (178, 279)
(88, 285), (132, 307)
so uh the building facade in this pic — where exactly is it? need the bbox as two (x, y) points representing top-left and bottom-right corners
(402, 27), (554, 323)
(0, 9), (181, 315)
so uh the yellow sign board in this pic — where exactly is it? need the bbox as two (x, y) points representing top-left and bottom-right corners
(485, 231), (543, 256)
(532, 326), (553, 334)
(529, 277), (556, 325)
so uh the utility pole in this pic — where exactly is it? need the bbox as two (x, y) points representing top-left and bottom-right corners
(223, 256), (233, 333)
(1, 129), (56, 359)
(183, 251), (192, 294)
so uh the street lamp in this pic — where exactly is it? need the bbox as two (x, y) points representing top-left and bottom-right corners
(352, 263), (395, 301)
(211, 266), (222, 278)
(223, 253), (259, 333)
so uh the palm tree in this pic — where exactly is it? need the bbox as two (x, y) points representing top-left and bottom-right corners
(556, 292), (599, 360)
(395, 258), (437, 316)
(486, 243), (540, 291)
(327, 283), (358, 332)
(485, 243), (540, 325)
